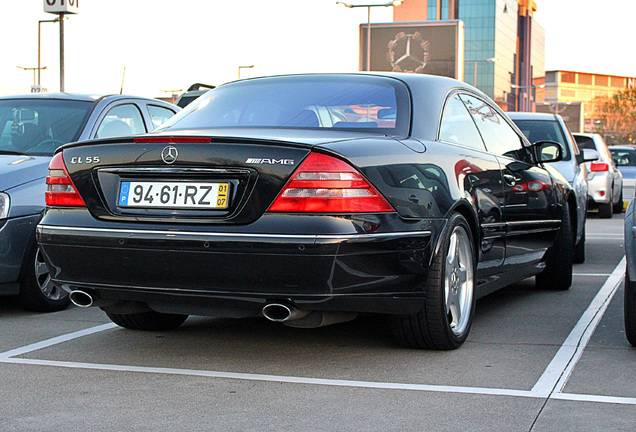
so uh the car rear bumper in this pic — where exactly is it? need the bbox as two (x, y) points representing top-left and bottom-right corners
(0, 214), (40, 292)
(586, 172), (613, 204)
(37, 212), (443, 316)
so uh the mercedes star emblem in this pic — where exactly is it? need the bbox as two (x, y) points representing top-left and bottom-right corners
(161, 145), (178, 164)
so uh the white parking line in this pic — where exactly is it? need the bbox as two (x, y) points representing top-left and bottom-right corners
(531, 257), (626, 397)
(0, 323), (117, 360)
(0, 259), (633, 406)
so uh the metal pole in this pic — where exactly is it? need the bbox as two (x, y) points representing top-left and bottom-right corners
(38, 21), (42, 86)
(366, 6), (371, 71)
(59, 13), (64, 92)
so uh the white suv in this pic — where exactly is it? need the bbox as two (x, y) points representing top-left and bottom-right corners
(573, 133), (623, 218)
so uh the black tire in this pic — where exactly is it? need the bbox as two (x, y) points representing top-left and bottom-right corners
(613, 189), (624, 214)
(16, 246), (70, 313)
(573, 225), (585, 264)
(625, 272), (636, 347)
(598, 200), (613, 219)
(106, 310), (188, 331)
(536, 203), (573, 290)
(388, 213), (476, 350)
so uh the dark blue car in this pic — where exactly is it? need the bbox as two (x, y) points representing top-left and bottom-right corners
(0, 93), (178, 311)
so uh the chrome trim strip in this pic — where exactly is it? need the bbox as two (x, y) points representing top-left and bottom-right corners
(506, 220), (561, 227)
(38, 225), (431, 241)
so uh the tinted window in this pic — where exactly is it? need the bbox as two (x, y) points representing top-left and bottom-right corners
(460, 94), (526, 160)
(610, 149), (636, 166)
(511, 119), (573, 161)
(0, 99), (93, 156)
(147, 105), (176, 130)
(574, 135), (595, 150)
(157, 75), (410, 136)
(96, 104), (146, 138)
(439, 94), (485, 151)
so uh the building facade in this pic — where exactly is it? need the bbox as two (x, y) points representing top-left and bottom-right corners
(393, 0), (545, 111)
(539, 70), (636, 132)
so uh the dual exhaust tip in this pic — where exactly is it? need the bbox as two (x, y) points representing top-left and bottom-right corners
(69, 293), (356, 328)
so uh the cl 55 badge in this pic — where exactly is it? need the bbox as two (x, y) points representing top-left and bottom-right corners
(69, 156), (100, 164)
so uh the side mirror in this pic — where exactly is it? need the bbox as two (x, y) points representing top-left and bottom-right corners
(581, 148), (600, 162)
(533, 140), (563, 163)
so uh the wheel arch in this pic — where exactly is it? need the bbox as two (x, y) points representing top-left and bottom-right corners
(432, 201), (480, 266)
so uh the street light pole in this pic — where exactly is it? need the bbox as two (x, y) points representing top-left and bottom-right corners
(38, 18), (57, 86)
(59, 13), (65, 92)
(468, 57), (498, 88)
(238, 65), (254, 79)
(511, 84), (545, 112)
(336, 1), (403, 72)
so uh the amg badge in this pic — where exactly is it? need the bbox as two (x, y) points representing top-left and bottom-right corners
(246, 158), (295, 165)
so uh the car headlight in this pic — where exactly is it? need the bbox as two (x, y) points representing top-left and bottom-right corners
(0, 192), (9, 219)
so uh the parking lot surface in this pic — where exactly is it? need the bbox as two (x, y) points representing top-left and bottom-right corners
(1, 215), (634, 431)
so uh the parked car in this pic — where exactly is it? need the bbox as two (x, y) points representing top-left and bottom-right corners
(624, 197), (636, 346)
(573, 133), (623, 216)
(37, 73), (576, 350)
(174, 83), (215, 108)
(0, 93), (178, 312)
(609, 145), (636, 209)
(508, 112), (598, 263)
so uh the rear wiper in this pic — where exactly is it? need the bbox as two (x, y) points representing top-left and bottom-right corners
(0, 150), (24, 155)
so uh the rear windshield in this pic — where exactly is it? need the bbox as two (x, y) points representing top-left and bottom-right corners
(573, 135), (595, 150)
(157, 75), (410, 136)
(0, 99), (93, 156)
(610, 148), (636, 167)
(511, 119), (572, 161)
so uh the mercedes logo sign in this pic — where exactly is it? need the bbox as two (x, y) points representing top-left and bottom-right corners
(161, 145), (178, 164)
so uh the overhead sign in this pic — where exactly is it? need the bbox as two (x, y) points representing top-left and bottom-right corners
(43, 0), (80, 14)
(360, 21), (464, 80)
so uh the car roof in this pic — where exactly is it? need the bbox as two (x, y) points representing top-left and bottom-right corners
(0, 93), (105, 102)
(0, 93), (174, 105)
(506, 112), (559, 121)
(609, 145), (636, 150)
(572, 132), (599, 137)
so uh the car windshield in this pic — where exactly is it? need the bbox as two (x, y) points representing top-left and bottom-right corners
(512, 119), (572, 161)
(0, 99), (93, 156)
(157, 75), (410, 136)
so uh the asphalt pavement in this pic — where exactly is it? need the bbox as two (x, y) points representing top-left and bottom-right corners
(0, 213), (634, 431)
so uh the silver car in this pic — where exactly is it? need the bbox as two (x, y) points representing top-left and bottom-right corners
(609, 145), (636, 209)
(624, 197), (636, 346)
(0, 93), (178, 312)
(508, 112), (598, 263)
(573, 133), (623, 217)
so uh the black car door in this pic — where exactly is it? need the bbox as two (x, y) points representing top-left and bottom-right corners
(438, 93), (506, 280)
(459, 94), (559, 273)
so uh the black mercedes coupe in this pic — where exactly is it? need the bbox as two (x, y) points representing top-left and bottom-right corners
(37, 73), (574, 350)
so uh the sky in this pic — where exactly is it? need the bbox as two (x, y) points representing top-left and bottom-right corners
(1, 0), (635, 98)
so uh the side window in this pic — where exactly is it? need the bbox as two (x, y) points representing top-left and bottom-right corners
(460, 94), (528, 161)
(439, 94), (485, 151)
(147, 105), (176, 130)
(96, 104), (146, 138)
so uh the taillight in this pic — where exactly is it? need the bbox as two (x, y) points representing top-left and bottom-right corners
(133, 136), (211, 144)
(45, 153), (86, 207)
(267, 153), (394, 213)
(590, 162), (609, 172)
(512, 180), (549, 192)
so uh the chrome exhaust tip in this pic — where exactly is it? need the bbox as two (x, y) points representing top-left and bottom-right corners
(262, 303), (309, 322)
(69, 290), (94, 308)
